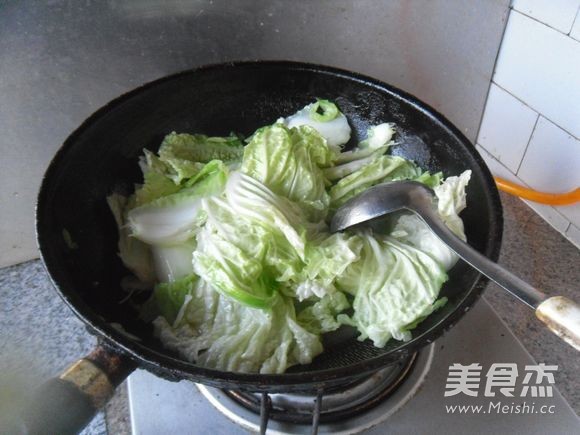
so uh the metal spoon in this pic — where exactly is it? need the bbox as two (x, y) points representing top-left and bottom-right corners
(331, 180), (580, 350)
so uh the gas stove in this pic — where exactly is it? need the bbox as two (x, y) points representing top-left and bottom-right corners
(128, 297), (579, 434)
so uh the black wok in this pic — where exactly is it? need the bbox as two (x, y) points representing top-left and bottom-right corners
(29, 61), (502, 433)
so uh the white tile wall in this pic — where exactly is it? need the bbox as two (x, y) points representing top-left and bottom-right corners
(476, 145), (571, 233)
(476, 145), (520, 183)
(493, 10), (580, 139)
(517, 117), (580, 192)
(558, 203), (580, 230)
(478, 4), (580, 249)
(477, 84), (538, 173)
(512, 0), (580, 33)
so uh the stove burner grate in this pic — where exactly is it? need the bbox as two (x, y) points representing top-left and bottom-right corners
(224, 353), (417, 434)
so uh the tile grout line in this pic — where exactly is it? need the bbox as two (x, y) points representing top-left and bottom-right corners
(515, 113), (540, 175)
(476, 143), (572, 229)
(511, 8), (577, 37)
(511, 120), (573, 224)
(491, 81), (580, 141)
(477, 142), (522, 183)
(567, 4), (580, 36)
(536, 204), (571, 226)
(477, 7), (578, 241)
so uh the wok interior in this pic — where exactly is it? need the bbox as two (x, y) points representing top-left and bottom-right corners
(38, 63), (501, 382)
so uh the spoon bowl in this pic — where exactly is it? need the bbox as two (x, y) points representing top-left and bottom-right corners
(331, 180), (580, 351)
(330, 180), (437, 233)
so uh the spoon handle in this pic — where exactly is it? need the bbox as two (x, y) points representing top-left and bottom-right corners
(536, 296), (580, 351)
(419, 209), (580, 351)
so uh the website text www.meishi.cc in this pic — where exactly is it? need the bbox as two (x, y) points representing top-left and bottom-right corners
(446, 401), (556, 414)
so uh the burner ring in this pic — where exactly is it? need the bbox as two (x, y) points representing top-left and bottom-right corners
(223, 353), (417, 425)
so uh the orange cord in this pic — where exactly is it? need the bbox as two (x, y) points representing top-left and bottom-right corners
(494, 177), (580, 206)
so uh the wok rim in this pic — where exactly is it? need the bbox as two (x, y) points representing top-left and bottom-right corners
(36, 60), (503, 390)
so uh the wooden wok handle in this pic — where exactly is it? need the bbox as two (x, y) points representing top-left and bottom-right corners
(17, 345), (136, 435)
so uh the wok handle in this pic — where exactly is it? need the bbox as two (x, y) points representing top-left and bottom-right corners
(18, 345), (136, 435)
(536, 296), (580, 351)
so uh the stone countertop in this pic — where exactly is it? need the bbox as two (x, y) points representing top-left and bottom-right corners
(0, 262), (105, 434)
(0, 192), (578, 434)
